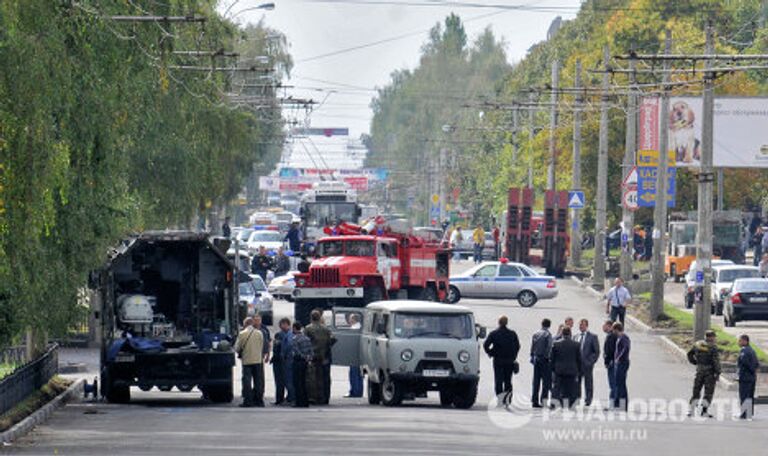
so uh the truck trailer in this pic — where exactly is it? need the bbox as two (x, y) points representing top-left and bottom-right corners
(92, 231), (237, 403)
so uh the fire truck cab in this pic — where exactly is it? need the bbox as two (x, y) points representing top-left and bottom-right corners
(292, 227), (450, 324)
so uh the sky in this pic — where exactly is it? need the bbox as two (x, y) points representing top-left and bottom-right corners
(220, 0), (584, 137)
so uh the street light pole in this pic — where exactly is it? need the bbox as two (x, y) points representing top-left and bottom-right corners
(694, 24), (716, 340)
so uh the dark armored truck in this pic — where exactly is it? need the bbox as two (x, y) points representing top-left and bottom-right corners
(92, 231), (237, 403)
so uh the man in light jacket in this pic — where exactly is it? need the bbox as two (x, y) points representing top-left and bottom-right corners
(234, 317), (265, 408)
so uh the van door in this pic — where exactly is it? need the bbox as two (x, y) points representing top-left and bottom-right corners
(362, 310), (381, 382)
(330, 307), (364, 366)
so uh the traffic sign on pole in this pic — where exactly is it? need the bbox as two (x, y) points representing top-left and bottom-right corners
(567, 190), (585, 209)
(622, 166), (638, 188)
(622, 188), (639, 211)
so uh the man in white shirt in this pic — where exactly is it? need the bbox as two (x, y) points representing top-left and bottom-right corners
(605, 277), (631, 324)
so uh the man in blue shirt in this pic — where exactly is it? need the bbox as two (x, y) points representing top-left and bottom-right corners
(291, 321), (314, 408)
(605, 277), (631, 325)
(272, 318), (294, 405)
(737, 334), (759, 420)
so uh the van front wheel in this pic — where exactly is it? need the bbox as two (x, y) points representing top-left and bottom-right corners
(452, 380), (478, 409)
(381, 376), (403, 406)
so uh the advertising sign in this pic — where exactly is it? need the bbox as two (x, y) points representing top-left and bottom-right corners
(639, 96), (768, 168)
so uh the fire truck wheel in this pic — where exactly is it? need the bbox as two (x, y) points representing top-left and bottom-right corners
(421, 286), (438, 302)
(293, 300), (313, 325)
(517, 290), (538, 307)
(364, 286), (384, 304)
(446, 286), (461, 304)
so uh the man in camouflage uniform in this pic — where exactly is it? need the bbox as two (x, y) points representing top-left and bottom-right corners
(687, 330), (721, 418)
(304, 309), (336, 405)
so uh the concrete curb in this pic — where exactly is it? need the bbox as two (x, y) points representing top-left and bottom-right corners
(1, 378), (84, 444)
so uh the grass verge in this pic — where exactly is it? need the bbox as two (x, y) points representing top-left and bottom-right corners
(0, 376), (72, 432)
(633, 292), (768, 364)
(0, 363), (18, 380)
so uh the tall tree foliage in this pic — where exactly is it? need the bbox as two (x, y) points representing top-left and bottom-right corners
(0, 1), (290, 346)
(367, 15), (510, 223)
(371, 1), (768, 228)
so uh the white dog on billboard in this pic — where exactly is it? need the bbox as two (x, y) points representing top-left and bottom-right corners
(669, 100), (701, 165)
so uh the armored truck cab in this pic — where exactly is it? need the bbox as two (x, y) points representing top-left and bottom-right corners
(94, 231), (237, 403)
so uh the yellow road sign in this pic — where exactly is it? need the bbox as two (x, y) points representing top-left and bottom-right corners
(637, 149), (675, 167)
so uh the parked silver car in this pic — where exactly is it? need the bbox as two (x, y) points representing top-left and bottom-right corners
(448, 261), (557, 307)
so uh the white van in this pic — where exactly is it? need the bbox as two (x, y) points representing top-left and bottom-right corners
(329, 301), (485, 408)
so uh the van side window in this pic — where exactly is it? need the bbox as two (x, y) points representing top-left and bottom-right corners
(368, 312), (379, 333)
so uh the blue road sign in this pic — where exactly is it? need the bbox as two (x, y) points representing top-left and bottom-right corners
(637, 166), (675, 207)
(695, 270), (704, 284)
(568, 190), (585, 209)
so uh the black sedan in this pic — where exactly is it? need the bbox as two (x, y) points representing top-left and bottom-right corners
(723, 278), (768, 327)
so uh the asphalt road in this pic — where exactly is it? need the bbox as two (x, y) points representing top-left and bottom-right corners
(5, 264), (767, 455)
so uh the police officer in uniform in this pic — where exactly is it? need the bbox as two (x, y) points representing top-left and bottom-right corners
(304, 310), (336, 405)
(687, 330), (721, 418)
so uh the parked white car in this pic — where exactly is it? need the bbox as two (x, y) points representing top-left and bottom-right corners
(683, 259), (733, 308)
(329, 301), (484, 408)
(711, 264), (760, 315)
(448, 261), (557, 307)
(246, 230), (285, 255)
(268, 271), (298, 301)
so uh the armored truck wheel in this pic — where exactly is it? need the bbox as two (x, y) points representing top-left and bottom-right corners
(451, 380), (478, 409)
(206, 385), (233, 403)
(105, 381), (130, 403)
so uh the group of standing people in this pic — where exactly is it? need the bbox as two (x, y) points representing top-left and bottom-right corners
(484, 313), (632, 410)
(251, 246), (291, 282)
(234, 310), (336, 408)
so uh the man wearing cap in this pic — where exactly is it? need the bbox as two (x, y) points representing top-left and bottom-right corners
(687, 329), (721, 418)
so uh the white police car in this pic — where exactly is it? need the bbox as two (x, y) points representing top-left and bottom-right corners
(447, 261), (557, 307)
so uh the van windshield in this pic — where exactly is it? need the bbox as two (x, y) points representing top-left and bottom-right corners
(393, 313), (473, 339)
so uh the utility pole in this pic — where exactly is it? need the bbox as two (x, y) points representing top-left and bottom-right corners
(570, 59), (582, 268)
(695, 24), (716, 340)
(548, 60), (559, 190)
(620, 51), (638, 281)
(528, 92), (536, 188)
(593, 45), (610, 291)
(650, 31), (672, 321)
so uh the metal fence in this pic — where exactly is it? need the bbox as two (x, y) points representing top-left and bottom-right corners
(0, 346), (27, 368)
(0, 344), (58, 416)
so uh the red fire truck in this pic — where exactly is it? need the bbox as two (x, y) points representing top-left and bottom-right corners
(292, 222), (451, 323)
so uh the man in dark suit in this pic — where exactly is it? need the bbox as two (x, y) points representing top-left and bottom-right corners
(550, 327), (581, 409)
(576, 319), (600, 406)
(483, 315), (521, 402)
(602, 320), (618, 409)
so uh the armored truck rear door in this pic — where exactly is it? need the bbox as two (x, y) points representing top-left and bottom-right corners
(329, 307), (364, 366)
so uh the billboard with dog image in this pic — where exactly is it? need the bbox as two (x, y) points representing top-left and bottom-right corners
(639, 96), (768, 168)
